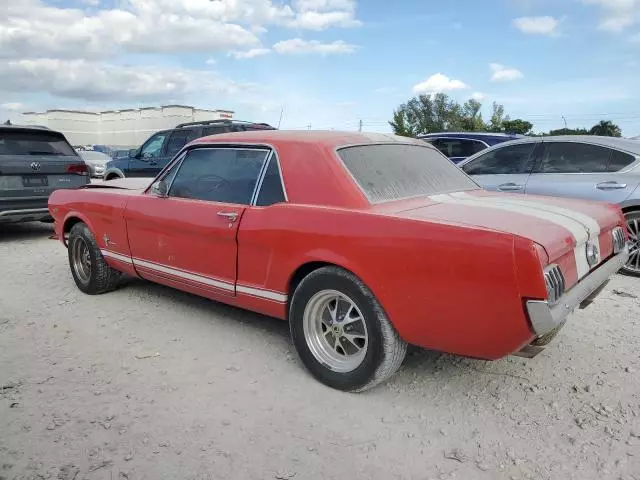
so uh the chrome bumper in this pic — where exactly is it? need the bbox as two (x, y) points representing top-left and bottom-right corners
(515, 248), (629, 358)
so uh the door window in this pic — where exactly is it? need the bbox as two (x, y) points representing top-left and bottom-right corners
(608, 150), (636, 172)
(462, 143), (537, 175)
(255, 156), (286, 206)
(140, 132), (168, 158)
(202, 125), (230, 136)
(169, 148), (269, 204)
(164, 130), (197, 158)
(432, 138), (487, 158)
(537, 142), (610, 173)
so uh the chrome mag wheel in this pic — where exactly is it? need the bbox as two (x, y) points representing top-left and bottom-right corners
(302, 290), (368, 373)
(71, 236), (92, 284)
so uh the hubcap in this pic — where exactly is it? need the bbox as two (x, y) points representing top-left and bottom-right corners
(302, 290), (368, 373)
(71, 236), (92, 284)
(626, 217), (640, 273)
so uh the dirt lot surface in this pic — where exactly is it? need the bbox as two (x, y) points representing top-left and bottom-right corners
(1, 222), (639, 480)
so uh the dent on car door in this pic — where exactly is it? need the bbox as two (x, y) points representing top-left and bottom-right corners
(460, 142), (538, 192)
(524, 142), (639, 204)
(123, 146), (270, 296)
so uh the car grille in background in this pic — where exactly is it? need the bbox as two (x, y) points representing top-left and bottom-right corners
(544, 264), (565, 305)
(612, 226), (626, 254)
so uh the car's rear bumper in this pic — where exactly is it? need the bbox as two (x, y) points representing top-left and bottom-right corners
(515, 247), (630, 358)
(0, 196), (51, 223)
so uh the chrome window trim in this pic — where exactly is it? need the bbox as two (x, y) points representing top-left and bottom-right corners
(250, 150), (273, 206)
(333, 142), (482, 205)
(164, 146), (271, 206)
(251, 149), (289, 206)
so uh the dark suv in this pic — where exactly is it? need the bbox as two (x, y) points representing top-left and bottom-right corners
(1, 125), (89, 224)
(103, 119), (276, 180)
(417, 132), (524, 164)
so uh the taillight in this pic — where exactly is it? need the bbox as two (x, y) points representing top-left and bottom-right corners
(66, 164), (88, 175)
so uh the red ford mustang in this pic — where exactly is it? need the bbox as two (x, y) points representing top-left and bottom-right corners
(48, 131), (629, 392)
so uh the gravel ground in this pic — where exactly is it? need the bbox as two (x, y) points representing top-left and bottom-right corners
(1, 222), (639, 480)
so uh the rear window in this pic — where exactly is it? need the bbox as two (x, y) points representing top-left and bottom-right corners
(337, 144), (479, 203)
(0, 130), (76, 156)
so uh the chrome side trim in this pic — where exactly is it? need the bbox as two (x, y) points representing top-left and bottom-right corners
(250, 150), (273, 206)
(236, 285), (288, 303)
(101, 249), (288, 303)
(0, 208), (49, 217)
(526, 248), (629, 337)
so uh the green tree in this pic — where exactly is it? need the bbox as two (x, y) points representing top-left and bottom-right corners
(502, 119), (533, 135)
(546, 127), (590, 136)
(589, 120), (622, 137)
(487, 102), (508, 133)
(389, 94), (508, 136)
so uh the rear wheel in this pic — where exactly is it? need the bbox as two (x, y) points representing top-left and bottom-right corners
(289, 266), (407, 392)
(68, 222), (121, 294)
(621, 210), (640, 277)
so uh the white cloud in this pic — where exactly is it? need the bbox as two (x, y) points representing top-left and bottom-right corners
(512, 16), (559, 35)
(273, 38), (357, 54)
(471, 92), (486, 101)
(205, 58), (217, 65)
(231, 48), (271, 59)
(289, 0), (361, 29)
(0, 0), (362, 60)
(0, 58), (255, 102)
(490, 63), (524, 82)
(0, 102), (24, 111)
(412, 73), (468, 94)
(583, 0), (640, 32)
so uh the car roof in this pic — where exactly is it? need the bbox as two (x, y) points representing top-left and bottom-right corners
(417, 132), (523, 139)
(0, 124), (53, 132)
(192, 129), (431, 150)
(538, 135), (640, 155)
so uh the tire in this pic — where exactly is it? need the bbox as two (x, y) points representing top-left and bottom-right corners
(289, 266), (407, 392)
(68, 222), (121, 294)
(620, 210), (640, 277)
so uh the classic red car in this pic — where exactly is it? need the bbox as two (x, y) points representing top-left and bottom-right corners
(48, 131), (629, 392)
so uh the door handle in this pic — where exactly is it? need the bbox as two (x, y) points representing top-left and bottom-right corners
(497, 183), (523, 192)
(217, 211), (238, 222)
(596, 181), (627, 190)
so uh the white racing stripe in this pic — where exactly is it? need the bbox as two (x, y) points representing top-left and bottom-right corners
(102, 249), (287, 302)
(429, 193), (592, 278)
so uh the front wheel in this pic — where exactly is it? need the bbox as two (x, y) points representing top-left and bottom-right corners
(68, 222), (122, 294)
(289, 266), (407, 392)
(621, 211), (640, 277)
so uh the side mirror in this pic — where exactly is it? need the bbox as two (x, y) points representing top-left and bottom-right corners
(150, 180), (169, 198)
(128, 148), (139, 159)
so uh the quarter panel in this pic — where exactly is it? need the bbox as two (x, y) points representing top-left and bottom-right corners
(238, 205), (535, 359)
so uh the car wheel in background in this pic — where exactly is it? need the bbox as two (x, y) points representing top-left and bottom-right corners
(621, 211), (640, 277)
(289, 266), (407, 392)
(68, 222), (122, 294)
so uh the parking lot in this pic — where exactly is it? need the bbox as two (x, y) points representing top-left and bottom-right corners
(0, 221), (639, 480)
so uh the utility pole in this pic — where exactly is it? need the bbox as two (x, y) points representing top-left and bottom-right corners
(306, 123), (311, 130)
(358, 119), (363, 132)
(562, 116), (567, 129)
(277, 107), (284, 129)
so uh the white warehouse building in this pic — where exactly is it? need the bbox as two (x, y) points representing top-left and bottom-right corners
(21, 105), (235, 148)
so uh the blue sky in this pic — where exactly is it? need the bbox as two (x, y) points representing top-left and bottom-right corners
(1, 0), (639, 136)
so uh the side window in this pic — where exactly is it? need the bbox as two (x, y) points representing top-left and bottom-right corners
(140, 132), (168, 158)
(255, 156), (286, 206)
(462, 143), (537, 175)
(202, 126), (230, 136)
(433, 139), (486, 158)
(608, 150), (636, 172)
(538, 142), (610, 173)
(164, 130), (197, 158)
(169, 148), (268, 204)
(159, 157), (183, 187)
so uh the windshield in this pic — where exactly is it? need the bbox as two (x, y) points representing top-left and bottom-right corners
(0, 130), (77, 156)
(337, 143), (479, 203)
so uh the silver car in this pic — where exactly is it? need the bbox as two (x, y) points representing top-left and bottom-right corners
(78, 150), (111, 179)
(458, 135), (640, 276)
